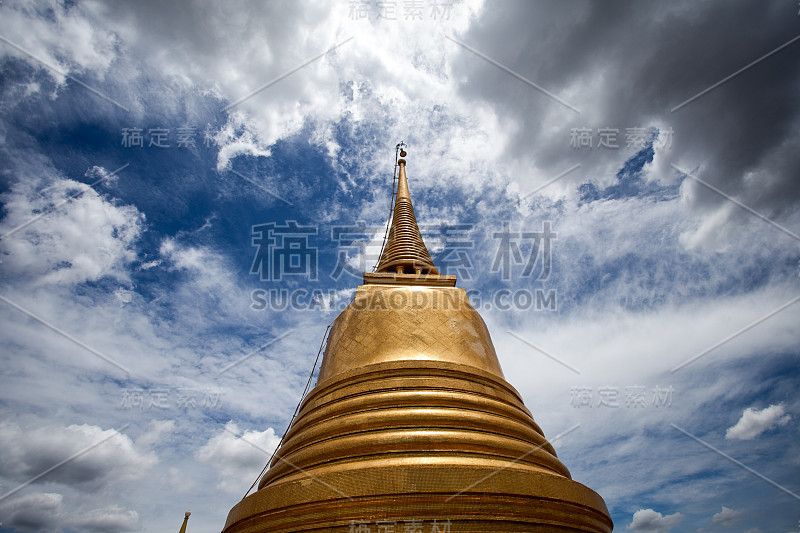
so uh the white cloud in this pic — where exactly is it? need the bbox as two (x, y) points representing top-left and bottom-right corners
(158, 237), (257, 324)
(726, 404), (791, 440)
(627, 508), (684, 532)
(69, 0), (504, 183)
(114, 287), (134, 304)
(494, 286), (799, 405)
(312, 286), (357, 311)
(711, 506), (745, 526)
(67, 505), (140, 533)
(195, 421), (281, 494)
(214, 113), (274, 171)
(0, 0), (118, 88)
(139, 259), (162, 270)
(135, 419), (176, 449)
(0, 168), (144, 287)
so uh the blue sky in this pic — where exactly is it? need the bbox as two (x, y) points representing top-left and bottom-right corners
(0, 1), (799, 532)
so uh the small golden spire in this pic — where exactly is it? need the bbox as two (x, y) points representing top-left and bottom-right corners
(375, 150), (439, 275)
(178, 510), (191, 533)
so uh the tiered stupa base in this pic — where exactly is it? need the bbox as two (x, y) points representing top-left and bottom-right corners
(223, 360), (612, 533)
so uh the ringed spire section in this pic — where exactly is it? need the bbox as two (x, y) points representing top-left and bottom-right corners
(375, 154), (439, 275)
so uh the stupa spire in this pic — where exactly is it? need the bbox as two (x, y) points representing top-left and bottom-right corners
(375, 148), (439, 275)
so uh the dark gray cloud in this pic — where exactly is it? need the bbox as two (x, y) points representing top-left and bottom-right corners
(0, 422), (156, 489)
(0, 493), (139, 533)
(0, 492), (63, 532)
(454, 0), (800, 219)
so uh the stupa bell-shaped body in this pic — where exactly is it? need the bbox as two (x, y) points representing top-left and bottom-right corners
(223, 155), (613, 532)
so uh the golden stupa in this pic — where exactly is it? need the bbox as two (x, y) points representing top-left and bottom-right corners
(223, 150), (613, 532)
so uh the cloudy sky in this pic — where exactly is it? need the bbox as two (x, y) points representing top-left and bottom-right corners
(0, 1), (799, 532)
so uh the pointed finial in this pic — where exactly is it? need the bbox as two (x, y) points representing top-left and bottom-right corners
(178, 509), (191, 533)
(375, 145), (439, 276)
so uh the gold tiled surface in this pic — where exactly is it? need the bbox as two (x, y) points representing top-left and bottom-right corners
(317, 285), (504, 382)
(225, 361), (612, 533)
(224, 359), (612, 533)
(228, 444), (613, 532)
(258, 362), (570, 491)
